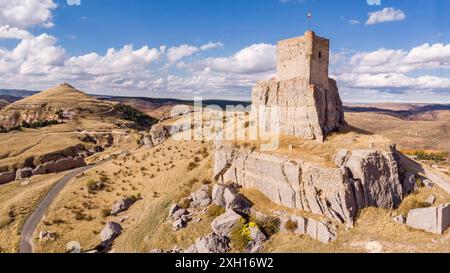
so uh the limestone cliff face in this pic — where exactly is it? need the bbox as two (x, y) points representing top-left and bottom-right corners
(252, 77), (345, 142)
(213, 142), (403, 224)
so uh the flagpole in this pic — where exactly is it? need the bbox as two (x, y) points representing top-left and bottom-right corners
(307, 12), (312, 31)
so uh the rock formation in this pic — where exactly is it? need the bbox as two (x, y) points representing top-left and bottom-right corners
(406, 204), (450, 234)
(214, 142), (403, 224)
(33, 156), (86, 175)
(252, 31), (346, 142)
(0, 170), (16, 185)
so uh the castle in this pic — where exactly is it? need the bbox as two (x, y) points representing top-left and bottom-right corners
(252, 31), (346, 142)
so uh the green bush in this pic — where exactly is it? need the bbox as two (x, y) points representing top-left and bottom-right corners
(411, 150), (447, 162)
(230, 220), (258, 251)
(113, 103), (158, 127)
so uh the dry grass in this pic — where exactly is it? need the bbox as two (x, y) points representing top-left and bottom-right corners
(0, 173), (66, 252)
(263, 185), (450, 253)
(32, 136), (215, 253)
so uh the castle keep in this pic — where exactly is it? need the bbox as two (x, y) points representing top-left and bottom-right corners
(252, 31), (346, 142)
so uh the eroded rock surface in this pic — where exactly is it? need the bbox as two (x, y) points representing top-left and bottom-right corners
(406, 204), (450, 234)
(214, 142), (403, 224)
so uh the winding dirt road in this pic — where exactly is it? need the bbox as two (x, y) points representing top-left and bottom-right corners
(19, 159), (110, 253)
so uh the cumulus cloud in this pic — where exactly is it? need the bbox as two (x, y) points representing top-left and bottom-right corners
(366, 7), (406, 25)
(204, 43), (276, 74)
(166, 42), (222, 63)
(0, 24), (32, 39)
(0, 0), (57, 28)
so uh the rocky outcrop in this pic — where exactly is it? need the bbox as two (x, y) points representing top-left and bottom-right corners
(190, 185), (212, 208)
(279, 214), (337, 243)
(185, 233), (231, 254)
(211, 210), (242, 237)
(149, 124), (171, 146)
(406, 204), (450, 234)
(33, 156), (86, 175)
(39, 231), (57, 242)
(212, 184), (252, 214)
(252, 77), (346, 142)
(16, 167), (33, 180)
(110, 197), (136, 216)
(0, 170), (16, 185)
(214, 142), (403, 224)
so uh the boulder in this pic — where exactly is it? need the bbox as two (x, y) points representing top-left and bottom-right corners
(425, 195), (436, 206)
(423, 179), (434, 189)
(191, 185), (211, 208)
(173, 218), (187, 231)
(212, 184), (226, 207)
(223, 187), (252, 214)
(246, 225), (267, 253)
(211, 210), (242, 237)
(39, 231), (57, 241)
(110, 197), (135, 216)
(393, 215), (406, 224)
(279, 214), (336, 243)
(406, 204), (450, 234)
(188, 233), (230, 254)
(171, 208), (188, 220)
(100, 222), (122, 242)
(401, 172), (417, 196)
(168, 203), (181, 218)
(16, 167), (33, 180)
(0, 170), (16, 185)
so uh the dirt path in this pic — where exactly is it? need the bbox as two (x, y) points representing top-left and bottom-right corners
(394, 151), (450, 194)
(19, 159), (111, 253)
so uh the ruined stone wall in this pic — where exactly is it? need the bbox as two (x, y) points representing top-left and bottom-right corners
(276, 32), (329, 89)
(33, 156), (86, 175)
(213, 141), (403, 224)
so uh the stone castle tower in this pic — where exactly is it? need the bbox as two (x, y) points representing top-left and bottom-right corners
(252, 31), (346, 142)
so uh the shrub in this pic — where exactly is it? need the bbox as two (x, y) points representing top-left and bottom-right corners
(399, 196), (431, 215)
(254, 216), (280, 237)
(113, 103), (158, 127)
(187, 162), (199, 171)
(179, 198), (192, 209)
(202, 179), (212, 185)
(86, 180), (105, 193)
(207, 204), (225, 218)
(101, 209), (111, 218)
(409, 150), (448, 162)
(285, 219), (298, 232)
(230, 219), (255, 251)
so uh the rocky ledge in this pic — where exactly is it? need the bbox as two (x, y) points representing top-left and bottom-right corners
(213, 141), (404, 224)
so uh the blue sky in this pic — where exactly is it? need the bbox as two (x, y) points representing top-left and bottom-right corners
(1, 0), (450, 102)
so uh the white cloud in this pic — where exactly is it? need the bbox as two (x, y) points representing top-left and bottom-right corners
(204, 43), (276, 74)
(166, 42), (222, 62)
(0, 0), (57, 28)
(0, 24), (32, 39)
(366, 7), (405, 25)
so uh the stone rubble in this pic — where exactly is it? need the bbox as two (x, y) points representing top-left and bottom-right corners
(406, 204), (450, 234)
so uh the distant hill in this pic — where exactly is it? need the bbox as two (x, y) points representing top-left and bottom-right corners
(0, 89), (38, 98)
(344, 102), (450, 120)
